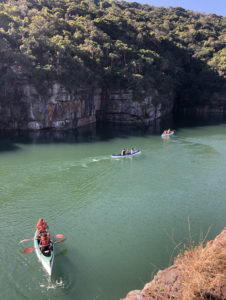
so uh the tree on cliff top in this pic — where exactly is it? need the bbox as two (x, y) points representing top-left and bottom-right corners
(0, 0), (225, 104)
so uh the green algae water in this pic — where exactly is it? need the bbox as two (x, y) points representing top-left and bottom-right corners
(0, 119), (225, 300)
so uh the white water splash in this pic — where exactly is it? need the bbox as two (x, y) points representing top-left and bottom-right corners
(40, 277), (65, 290)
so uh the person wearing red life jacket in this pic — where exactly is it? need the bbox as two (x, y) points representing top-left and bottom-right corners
(36, 218), (49, 238)
(40, 232), (50, 252)
(41, 219), (49, 232)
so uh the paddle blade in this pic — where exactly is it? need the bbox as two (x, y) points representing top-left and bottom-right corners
(23, 247), (35, 254)
(55, 238), (66, 244)
(53, 234), (64, 239)
(19, 238), (33, 244)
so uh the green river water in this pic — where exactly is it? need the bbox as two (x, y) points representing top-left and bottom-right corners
(0, 118), (225, 300)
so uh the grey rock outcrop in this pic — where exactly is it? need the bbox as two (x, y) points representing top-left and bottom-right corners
(0, 78), (173, 129)
(0, 81), (102, 130)
(98, 90), (173, 125)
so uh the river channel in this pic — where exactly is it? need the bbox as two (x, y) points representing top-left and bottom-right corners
(0, 116), (225, 300)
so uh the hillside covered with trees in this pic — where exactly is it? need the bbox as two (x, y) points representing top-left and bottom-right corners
(0, 0), (225, 109)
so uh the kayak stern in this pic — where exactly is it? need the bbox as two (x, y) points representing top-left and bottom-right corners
(34, 231), (54, 276)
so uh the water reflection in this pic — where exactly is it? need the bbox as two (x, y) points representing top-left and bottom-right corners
(0, 122), (157, 148)
(0, 113), (226, 151)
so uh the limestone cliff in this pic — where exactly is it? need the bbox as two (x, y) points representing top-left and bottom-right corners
(122, 228), (226, 300)
(0, 78), (173, 130)
(0, 79), (102, 130)
(97, 89), (173, 125)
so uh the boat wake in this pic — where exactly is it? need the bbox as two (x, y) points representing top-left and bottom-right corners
(79, 156), (109, 167)
(61, 155), (110, 170)
(40, 277), (65, 290)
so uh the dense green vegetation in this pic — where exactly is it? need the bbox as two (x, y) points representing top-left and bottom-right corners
(0, 0), (225, 105)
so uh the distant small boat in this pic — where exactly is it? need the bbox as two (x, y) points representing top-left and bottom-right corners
(111, 150), (141, 158)
(34, 230), (54, 276)
(161, 131), (175, 137)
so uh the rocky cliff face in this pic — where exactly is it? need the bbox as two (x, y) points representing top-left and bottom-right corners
(122, 228), (226, 300)
(0, 81), (102, 130)
(175, 92), (226, 115)
(0, 77), (173, 130)
(1, 68), (225, 130)
(97, 90), (173, 125)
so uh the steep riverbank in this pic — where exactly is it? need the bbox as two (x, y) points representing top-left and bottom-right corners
(0, 79), (173, 130)
(122, 228), (226, 300)
(1, 0), (226, 130)
(1, 75), (225, 130)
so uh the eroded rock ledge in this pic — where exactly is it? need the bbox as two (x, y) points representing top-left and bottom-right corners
(122, 228), (226, 300)
(0, 79), (173, 130)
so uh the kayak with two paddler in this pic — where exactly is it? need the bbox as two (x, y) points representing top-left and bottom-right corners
(111, 150), (141, 158)
(161, 129), (176, 137)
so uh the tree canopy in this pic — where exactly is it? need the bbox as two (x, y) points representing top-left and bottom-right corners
(0, 0), (225, 104)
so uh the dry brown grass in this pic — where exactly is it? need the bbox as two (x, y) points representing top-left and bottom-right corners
(139, 228), (226, 300)
(175, 229), (226, 300)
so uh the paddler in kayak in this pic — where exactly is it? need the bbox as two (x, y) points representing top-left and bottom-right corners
(131, 147), (136, 154)
(121, 148), (126, 156)
(36, 218), (49, 238)
(40, 232), (51, 253)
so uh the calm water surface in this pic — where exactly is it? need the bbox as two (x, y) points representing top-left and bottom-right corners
(0, 120), (225, 300)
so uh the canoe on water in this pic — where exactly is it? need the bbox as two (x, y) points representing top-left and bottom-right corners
(111, 150), (141, 158)
(161, 131), (175, 137)
(34, 230), (54, 276)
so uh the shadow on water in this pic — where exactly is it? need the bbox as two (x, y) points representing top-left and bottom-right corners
(0, 141), (20, 152)
(52, 250), (79, 296)
(174, 112), (226, 129)
(0, 113), (226, 152)
(0, 122), (158, 150)
(38, 249), (78, 297)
